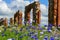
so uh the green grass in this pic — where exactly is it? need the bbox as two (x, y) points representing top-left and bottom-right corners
(0, 25), (60, 40)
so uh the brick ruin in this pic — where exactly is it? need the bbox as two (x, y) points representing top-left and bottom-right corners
(3, 18), (8, 27)
(14, 10), (22, 25)
(10, 18), (14, 25)
(48, 0), (60, 27)
(25, 1), (40, 25)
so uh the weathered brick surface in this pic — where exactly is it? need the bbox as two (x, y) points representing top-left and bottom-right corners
(3, 18), (8, 27)
(10, 18), (14, 25)
(54, 0), (57, 26)
(18, 11), (22, 25)
(14, 10), (22, 25)
(25, 1), (40, 24)
(58, 0), (60, 26)
(48, 0), (60, 26)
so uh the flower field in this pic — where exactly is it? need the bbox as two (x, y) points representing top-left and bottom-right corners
(0, 25), (60, 40)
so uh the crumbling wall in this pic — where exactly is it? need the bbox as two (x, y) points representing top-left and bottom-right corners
(25, 1), (40, 24)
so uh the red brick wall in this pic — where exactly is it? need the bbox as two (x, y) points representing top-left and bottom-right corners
(54, 0), (57, 26)
(58, 0), (60, 26)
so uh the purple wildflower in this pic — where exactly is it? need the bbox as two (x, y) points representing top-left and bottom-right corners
(30, 32), (34, 34)
(48, 24), (53, 29)
(44, 35), (48, 40)
(31, 26), (36, 29)
(38, 24), (40, 27)
(44, 25), (47, 27)
(27, 33), (31, 36)
(31, 35), (37, 39)
(20, 28), (23, 31)
(35, 37), (38, 40)
(38, 27), (43, 30)
(24, 21), (26, 25)
(1, 33), (5, 37)
(48, 24), (53, 27)
(50, 36), (55, 40)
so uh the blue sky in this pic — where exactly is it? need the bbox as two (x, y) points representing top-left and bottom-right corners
(3, 0), (48, 6)
(0, 0), (48, 26)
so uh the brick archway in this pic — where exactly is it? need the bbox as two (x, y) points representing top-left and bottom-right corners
(24, 1), (40, 25)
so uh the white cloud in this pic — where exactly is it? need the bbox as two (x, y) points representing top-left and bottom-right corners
(34, 0), (39, 1)
(0, 0), (30, 18)
(0, 0), (2, 1)
(40, 4), (48, 16)
(40, 4), (48, 26)
(0, 1), (13, 15)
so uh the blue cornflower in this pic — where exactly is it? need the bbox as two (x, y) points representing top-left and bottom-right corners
(28, 34), (31, 36)
(31, 35), (35, 38)
(27, 33), (31, 36)
(31, 26), (36, 29)
(30, 32), (34, 34)
(44, 35), (48, 40)
(31, 35), (37, 39)
(31, 36), (34, 38)
(24, 21), (26, 25)
(38, 27), (43, 30)
(38, 24), (40, 27)
(19, 36), (23, 38)
(48, 24), (53, 27)
(29, 23), (32, 26)
(44, 25), (47, 27)
(47, 27), (52, 33)
(1, 33), (5, 37)
(50, 36), (55, 40)
(20, 28), (23, 31)
(35, 37), (38, 40)
(12, 38), (15, 40)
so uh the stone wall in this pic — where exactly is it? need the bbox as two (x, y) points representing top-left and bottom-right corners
(58, 0), (60, 26)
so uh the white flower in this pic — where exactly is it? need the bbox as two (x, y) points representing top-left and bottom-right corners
(45, 27), (48, 29)
(40, 32), (44, 34)
(55, 37), (58, 39)
(40, 36), (43, 37)
(12, 27), (16, 29)
(49, 30), (52, 32)
(1, 25), (4, 27)
(0, 30), (1, 32)
(7, 38), (12, 40)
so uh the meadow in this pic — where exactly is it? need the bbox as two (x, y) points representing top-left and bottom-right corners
(0, 24), (60, 40)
